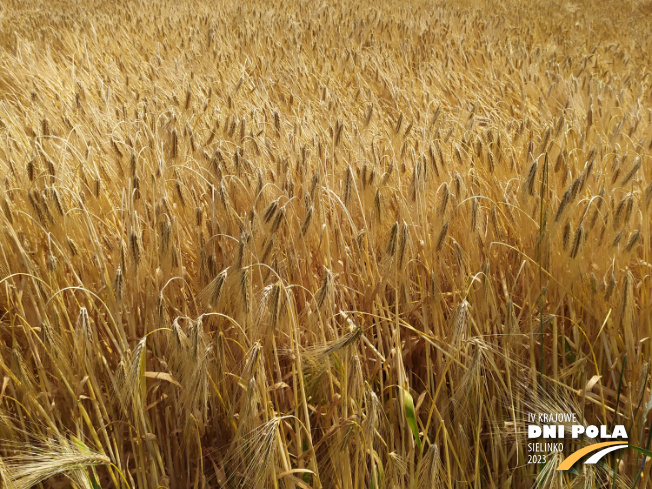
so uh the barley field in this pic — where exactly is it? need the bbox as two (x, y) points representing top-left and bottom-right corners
(0, 0), (651, 487)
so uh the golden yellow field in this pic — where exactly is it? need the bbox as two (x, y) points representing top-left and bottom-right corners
(0, 0), (651, 487)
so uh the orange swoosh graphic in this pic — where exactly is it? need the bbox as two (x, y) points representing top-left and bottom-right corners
(556, 441), (627, 471)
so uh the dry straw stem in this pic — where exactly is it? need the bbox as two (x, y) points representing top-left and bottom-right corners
(0, 0), (651, 487)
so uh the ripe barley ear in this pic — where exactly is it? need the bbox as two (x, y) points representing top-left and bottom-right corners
(436, 221), (449, 252)
(625, 229), (640, 252)
(387, 221), (398, 257)
(562, 222), (571, 251)
(130, 231), (140, 265)
(114, 266), (123, 301)
(438, 183), (449, 217)
(570, 225), (582, 258)
(555, 189), (571, 223)
(524, 160), (537, 197)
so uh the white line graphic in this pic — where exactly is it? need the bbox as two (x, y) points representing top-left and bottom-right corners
(584, 444), (628, 464)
